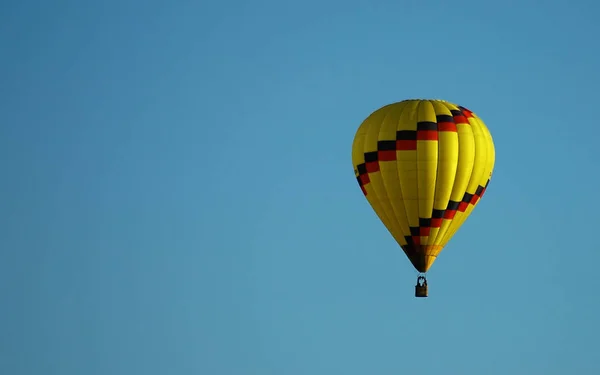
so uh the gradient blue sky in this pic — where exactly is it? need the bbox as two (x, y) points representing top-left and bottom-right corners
(2, 0), (599, 374)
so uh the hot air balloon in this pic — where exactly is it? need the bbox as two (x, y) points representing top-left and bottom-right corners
(352, 99), (495, 297)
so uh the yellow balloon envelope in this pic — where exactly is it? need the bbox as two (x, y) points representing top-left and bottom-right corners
(352, 99), (495, 296)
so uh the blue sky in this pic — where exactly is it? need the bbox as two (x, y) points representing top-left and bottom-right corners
(1, 0), (599, 374)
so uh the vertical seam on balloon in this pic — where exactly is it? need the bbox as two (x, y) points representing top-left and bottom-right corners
(427, 102), (446, 251)
(473, 117), (493, 207)
(376, 107), (404, 240)
(459, 116), (488, 231)
(362, 112), (397, 242)
(482, 121), (495, 184)
(429, 101), (458, 249)
(427, 100), (441, 249)
(414, 100), (422, 252)
(445, 121), (480, 242)
(392, 102), (412, 244)
(403, 100), (423, 273)
(440, 110), (481, 246)
(437, 105), (472, 247)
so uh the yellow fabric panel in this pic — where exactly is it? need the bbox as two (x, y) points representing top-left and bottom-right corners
(444, 115), (495, 243)
(441, 113), (490, 245)
(416, 101), (438, 248)
(363, 183), (407, 246)
(481, 119), (496, 181)
(377, 104), (411, 241)
(428, 101), (462, 249)
(442, 118), (487, 245)
(396, 101), (420, 228)
(431, 120), (475, 247)
(363, 109), (405, 245)
(351, 118), (368, 168)
(430, 101), (459, 211)
(425, 101), (459, 253)
(352, 118), (399, 243)
(465, 116), (488, 195)
(449, 123), (475, 202)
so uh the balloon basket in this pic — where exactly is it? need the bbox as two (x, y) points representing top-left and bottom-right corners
(415, 276), (428, 298)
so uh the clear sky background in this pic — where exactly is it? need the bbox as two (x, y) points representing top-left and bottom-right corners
(2, 0), (599, 374)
